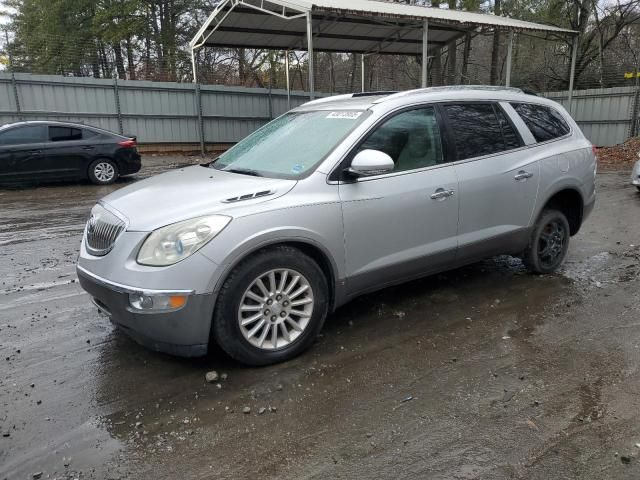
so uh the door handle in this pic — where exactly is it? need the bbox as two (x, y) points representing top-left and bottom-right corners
(82, 146), (95, 151)
(28, 150), (42, 155)
(430, 188), (455, 200)
(514, 171), (534, 181)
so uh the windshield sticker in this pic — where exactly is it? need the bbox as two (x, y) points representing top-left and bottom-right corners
(291, 164), (305, 174)
(326, 111), (363, 120)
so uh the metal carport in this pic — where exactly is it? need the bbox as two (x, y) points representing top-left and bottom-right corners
(190, 0), (577, 105)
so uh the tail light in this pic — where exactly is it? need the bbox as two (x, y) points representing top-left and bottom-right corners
(118, 139), (137, 148)
(591, 145), (598, 155)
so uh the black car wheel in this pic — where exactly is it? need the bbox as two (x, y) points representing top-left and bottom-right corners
(212, 246), (329, 366)
(524, 209), (571, 274)
(88, 159), (119, 185)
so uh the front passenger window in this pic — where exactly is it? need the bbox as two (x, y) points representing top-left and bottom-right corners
(357, 107), (444, 173)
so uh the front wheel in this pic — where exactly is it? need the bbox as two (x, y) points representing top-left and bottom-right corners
(212, 246), (329, 366)
(524, 209), (571, 274)
(88, 159), (119, 185)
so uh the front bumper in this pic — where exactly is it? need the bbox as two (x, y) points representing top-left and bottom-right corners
(632, 160), (640, 186)
(77, 266), (215, 357)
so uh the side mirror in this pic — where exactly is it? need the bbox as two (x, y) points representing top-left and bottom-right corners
(346, 149), (395, 177)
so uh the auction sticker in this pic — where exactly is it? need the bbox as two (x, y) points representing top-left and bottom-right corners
(326, 111), (363, 119)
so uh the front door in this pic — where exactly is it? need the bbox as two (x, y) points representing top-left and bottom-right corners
(0, 125), (48, 181)
(338, 106), (459, 296)
(441, 102), (540, 261)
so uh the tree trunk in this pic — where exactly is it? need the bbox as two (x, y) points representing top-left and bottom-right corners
(349, 53), (357, 91)
(113, 42), (126, 80)
(126, 38), (136, 80)
(238, 48), (246, 86)
(461, 32), (472, 84)
(92, 42), (101, 78)
(431, 49), (443, 86)
(489, 0), (501, 85)
(447, 41), (457, 85)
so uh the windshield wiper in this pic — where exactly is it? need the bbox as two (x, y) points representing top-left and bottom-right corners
(225, 168), (263, 177)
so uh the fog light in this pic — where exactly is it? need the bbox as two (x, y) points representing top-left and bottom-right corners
(128, 293), (188, 312)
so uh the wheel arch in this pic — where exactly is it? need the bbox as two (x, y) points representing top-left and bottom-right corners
(212, 238), (340, 313)
(538, 187), (584, 236)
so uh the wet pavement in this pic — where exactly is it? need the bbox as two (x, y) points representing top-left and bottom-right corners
(1, 163), (640, 479)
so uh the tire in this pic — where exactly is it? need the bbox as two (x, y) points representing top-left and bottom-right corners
(636, 186), (640, 193)
(212, 246), (329, 366)
(524, 209), (571, 274)
(88, 159), (119, 185)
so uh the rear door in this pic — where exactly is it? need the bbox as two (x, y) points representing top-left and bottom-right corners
(441, 102), (540, 261)
(42, 125), (91, 179)
(0, 125), (48, 181)
(339, 105), (459, 295)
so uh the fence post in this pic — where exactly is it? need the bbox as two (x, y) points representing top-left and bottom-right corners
(629, 70), (640, 140)
(113, 77), (124, 135)
(5, 29), (22, 121)
(195, 82), (206, 156)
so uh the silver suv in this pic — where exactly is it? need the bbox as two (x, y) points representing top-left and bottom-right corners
(77, 87), (597, 365)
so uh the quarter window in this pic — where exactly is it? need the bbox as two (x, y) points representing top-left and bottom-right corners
(443, 103), (521, 161)
(511, 103), (570, 142)
(357, 107), (444, 173)
(49, 126), (83, 142)
(0, 125), (47, 145)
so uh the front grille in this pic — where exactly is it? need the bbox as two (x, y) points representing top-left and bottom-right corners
(85, 204), (126, 256)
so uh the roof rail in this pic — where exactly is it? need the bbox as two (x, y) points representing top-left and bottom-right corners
(352, 91), (398, 98)
(302, 94), (355, 107)
(374, 85), (524, 103)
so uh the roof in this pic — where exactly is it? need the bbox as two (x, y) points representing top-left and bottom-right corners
(191, 0), (575, 56)
(0, 121), (124, 136)
(293, 86), (553, 111)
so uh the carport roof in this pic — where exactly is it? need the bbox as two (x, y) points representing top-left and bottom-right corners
(191, 0), (575, 56)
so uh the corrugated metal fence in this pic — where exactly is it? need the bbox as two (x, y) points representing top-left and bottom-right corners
(545, 86), (639, 147)
(0, 72), (315, 149)
(1, 72), (637, 147)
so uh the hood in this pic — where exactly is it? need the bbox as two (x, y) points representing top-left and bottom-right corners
(102, 165), (296, 231)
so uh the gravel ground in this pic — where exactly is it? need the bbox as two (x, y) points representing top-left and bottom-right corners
(1, 158), (640, 480)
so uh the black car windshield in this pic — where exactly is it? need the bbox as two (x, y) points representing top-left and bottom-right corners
(212, 110), (369, 179)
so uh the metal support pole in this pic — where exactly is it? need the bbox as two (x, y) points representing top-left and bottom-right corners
(113, 77), (124, 135)
(195, 83), (206, 156)
(567, 34), (579, 115)
(191, 48), (198, 84)
(629, 68), (640, 139)
(421, 20), (429, 88)
(505, 30), (514, 87)
(361, 54), (366, 92)
(285, 50), (291, 110)
(306, 12), (315, 100)
(5, 29), (22, 120)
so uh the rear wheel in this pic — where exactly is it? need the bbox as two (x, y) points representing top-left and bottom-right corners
(524, 209), (571, 274)
(88, 159), (119, 185)
(212, 246), (329, 366)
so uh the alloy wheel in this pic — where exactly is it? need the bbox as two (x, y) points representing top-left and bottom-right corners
(238, 269), (314, 350)
(538, 219), (567, 269)
(94, 162), (116, 182)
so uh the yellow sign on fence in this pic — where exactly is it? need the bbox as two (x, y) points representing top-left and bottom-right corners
(625, 72), (640, 79)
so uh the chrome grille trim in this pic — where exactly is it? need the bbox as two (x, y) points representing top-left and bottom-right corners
(85, 204), (127, 256)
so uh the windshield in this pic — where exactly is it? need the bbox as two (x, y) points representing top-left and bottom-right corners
(212, 110), (369, 179)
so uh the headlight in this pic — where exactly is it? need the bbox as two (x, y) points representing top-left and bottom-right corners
(137, 215), (231, 266)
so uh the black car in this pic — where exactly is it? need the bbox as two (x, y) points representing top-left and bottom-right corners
(0, 121), (141, 185)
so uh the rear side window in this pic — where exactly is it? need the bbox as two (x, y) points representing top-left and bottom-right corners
(511, 103), (570, 142)
(0, 125), (47, 145)
(443, 103), (521, 160)
(49, 126), (83, 142)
